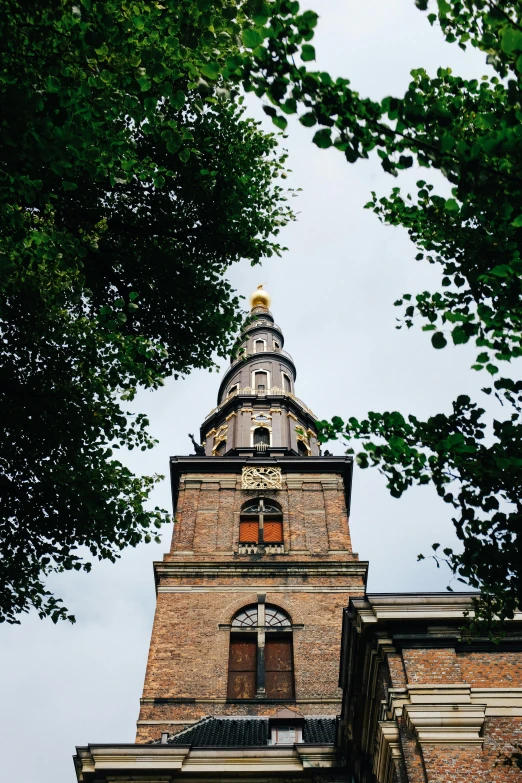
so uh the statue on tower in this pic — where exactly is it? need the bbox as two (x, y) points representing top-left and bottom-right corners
(188, 433), (205, 456)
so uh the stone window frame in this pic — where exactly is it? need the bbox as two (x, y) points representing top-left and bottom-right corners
(227, 596), (295, 701)
(239, 497), (283, 545)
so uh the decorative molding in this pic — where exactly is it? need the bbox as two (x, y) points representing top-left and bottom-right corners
(238, 543), (284, 555)
(375, 722), (401, 783)
(403, 703), (486, 745)
(241, 465), (283, 490)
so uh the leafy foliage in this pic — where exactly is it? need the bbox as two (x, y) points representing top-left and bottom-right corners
(230, 0), (522, 626)
(0, 0), (293, 623)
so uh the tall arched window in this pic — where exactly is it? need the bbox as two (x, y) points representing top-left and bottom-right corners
(227, 602), (294, 700)
(254, 339), (266, 353)
(239, 499), (283, 544)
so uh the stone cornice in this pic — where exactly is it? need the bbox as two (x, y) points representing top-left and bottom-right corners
(169, 455), (354, 516)
(154, 560), (368, 583)
(74, 743), (342, 781)
(348, 592), (522, 628)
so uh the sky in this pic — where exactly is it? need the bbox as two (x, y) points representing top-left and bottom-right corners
(0, 3), (501, 781)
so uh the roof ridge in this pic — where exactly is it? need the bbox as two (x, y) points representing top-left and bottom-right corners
(170, 715), (213, 738)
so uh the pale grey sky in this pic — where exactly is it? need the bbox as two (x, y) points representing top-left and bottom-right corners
(1, 3), (501, 781)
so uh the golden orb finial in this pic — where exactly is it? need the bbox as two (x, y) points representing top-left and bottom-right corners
(249, 284), (271, 312)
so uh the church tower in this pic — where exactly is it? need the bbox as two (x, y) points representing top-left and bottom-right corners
(74, 287), (522, 783)
(135, 287), (367, 741)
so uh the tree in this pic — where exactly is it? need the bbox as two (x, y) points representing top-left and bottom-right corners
(0, 0), (294, 623)
(233, 0), (522, 627)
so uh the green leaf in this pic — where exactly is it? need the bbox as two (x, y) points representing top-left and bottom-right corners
(431, 332), (447, 349)
(170, 90), (186, 110)
(301, 44), (316, 62)
(178, 147), (190, 163)
(444, 198), (459, 212)
(242, 28), (263, 48)
(511, 215), (522, 227)
(313, 128), (333, 149)
(200, 62), (219, 80)
(62, 181), (77, 191)
(501, 26), (522, 55)
(451, 326), (469, 345)
(272, 114), (287, 130)
(299, 112), (316, 127)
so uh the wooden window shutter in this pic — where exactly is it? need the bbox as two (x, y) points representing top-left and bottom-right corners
(264, 521), (283, 542)
(265, 635), (294, 699)
(227, 637), (257, 699)
(239, 521), (258, 543)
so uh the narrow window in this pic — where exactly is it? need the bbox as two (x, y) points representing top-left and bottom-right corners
(297, 441), (309, 457)
(274, 340), (280, 350)
(254, 339), (265, 353)
(227, 636), (257, 699)
(265, 635), (294, 698)
(228, 604), (294, 700)
(282, 373), (291, 393)
(227, 384), (239, 398)
(254, 371), (267, 391)
(215, 441), (226, 456)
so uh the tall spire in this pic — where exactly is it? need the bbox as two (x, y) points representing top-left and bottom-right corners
(199, 288), (319, 457)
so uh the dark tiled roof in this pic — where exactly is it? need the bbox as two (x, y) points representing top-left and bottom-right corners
(165, 716), (336, 747)
(303, 718), (336, 744)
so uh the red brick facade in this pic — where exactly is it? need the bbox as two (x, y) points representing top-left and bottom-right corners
(136, 460), (366, 743)
(339, 595), (522, 783)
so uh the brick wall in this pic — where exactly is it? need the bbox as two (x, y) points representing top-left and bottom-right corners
(169, 473), (354, 559)
(136, 467), (364, 743)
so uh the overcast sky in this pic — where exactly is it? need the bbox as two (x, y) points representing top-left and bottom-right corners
(1, 3), (502, 781)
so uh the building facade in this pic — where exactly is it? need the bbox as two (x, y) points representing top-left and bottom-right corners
(74, 288), (522, 783)
(75, 287), (366, 781)
(337, 594), (522, 783)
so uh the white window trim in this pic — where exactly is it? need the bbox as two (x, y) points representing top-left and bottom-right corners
(251, 368), (271, 391)
(270, 726), (303, 745)
(281, 372), (292, 393)
(253, 338), (267, 353)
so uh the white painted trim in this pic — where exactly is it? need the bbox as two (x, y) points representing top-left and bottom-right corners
(253, 338), (267, 353)
(251, 367), (271, 391)
(281, 371), (292, 393)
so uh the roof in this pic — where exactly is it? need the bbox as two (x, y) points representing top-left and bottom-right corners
(162, 716), (336, 747)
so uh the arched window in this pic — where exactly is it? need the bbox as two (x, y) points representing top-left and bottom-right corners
(253, 427), (270, 447)
(254, 339), (265, 353)
(254, 371), (267, 391)
(227, 602), (294, 700)
(282, 373), (291, 393)
(239, 499), (283, 544)
(215, 441), (226, 456)
(297, 441), (309, 457)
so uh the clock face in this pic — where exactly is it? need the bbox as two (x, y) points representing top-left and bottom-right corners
(241, 466), (282, 490)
